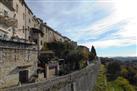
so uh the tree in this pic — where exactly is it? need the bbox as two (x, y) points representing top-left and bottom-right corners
(125, 67), (137, 85)
(47, 41), (75, 58)
(114, 77), (135, 91)
(64, 50), (84, 72)
(91, 45), (97, 56)
(107, 62), (121, 81)
(89, 45), (97, 61)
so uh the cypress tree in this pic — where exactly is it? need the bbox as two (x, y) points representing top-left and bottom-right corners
(91, 45), (97, 57)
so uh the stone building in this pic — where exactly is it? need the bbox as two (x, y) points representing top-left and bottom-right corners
(31, 22), (66, 50)
(30, 17), (44, 50)
(0, 40), (38, 89)
(12, 0), (34, 41)
(0, 0), (76, 50)
(38, 51), (59, 81)
(0, 0), (78, 88)
(0, 1), (38, 88)
(0, 0), (17, 40)
(0, 0), (38, 42)
(43, 24), (65, 43)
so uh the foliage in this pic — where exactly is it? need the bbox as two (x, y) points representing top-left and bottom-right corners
(41, 41), (91, 75)
(121, 66), (128, 77)
(46, 41), (75, 58)
(93, 65), (107, 91)
(77, 46), (90, 60)
(114, 77), (135, 91)
(79, 60), (87, 69)
(123, 66), (137, 86)
(99, 58), (137, 90)
(89, 45), (97, 61)
(64, 50), (86, 72)
(100, 57), (114, 65)
(91, 45), (96, 56)
(94, 64), (136, 91)
(89, 52), (95, 60)
(107, 62), (121, 81)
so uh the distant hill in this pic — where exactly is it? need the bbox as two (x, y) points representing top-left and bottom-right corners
(111, 57), (137, 61)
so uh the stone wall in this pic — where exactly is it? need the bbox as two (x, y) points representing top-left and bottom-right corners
(0, 40), (38, 89)
(4, 60), (100, 91)
(0, 39), (37, 49)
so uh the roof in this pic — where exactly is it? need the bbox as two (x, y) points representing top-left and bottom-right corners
(22, 0), (33, 15)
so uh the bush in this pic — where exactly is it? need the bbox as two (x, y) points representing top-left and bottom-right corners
(107, 62), (121, 81)
(64, 50), (84, 71)
(114, 77), (135, 91)
(125, 67), (137, 85)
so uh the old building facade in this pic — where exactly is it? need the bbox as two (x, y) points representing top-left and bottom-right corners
(0, 0), (77, 89)
(0, 0), (76, 49)
(0, 0), (37, 89)
(0, 0), (17, 40)
(0, 40), (38, 89)
(12, 0), (34, 41)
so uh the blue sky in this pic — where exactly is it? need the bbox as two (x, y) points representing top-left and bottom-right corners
(26, 0), (137, 57)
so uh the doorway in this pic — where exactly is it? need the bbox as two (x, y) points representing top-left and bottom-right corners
(19, 70), (29, 84)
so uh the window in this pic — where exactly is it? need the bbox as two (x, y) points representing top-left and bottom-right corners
(34, 39), (38, 44)
(41, 41), (43, 45)
(46, 28), (48, 33)
(28, 26), (29, 31)
(28, 11), (30, 15)
(29, 19), (31, 23)
(16, 4), (18, 13)
(23, 26), (24, 33)
(19, 0), (23, 6)
(23, 13), (25, 20)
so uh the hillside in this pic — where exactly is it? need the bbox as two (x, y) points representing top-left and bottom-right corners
(93, 57), (137, 91)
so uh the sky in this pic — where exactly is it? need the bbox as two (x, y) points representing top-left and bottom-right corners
(26, 0), (137, 57)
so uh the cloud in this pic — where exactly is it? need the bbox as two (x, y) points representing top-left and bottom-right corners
(26, 0), (137, 56)
(77, 0), (137, 49)
(26, 0), (113, 35)
(81, 38), (136, 48)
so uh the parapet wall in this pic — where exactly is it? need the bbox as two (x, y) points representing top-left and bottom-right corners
(4, 60), (100, 91)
